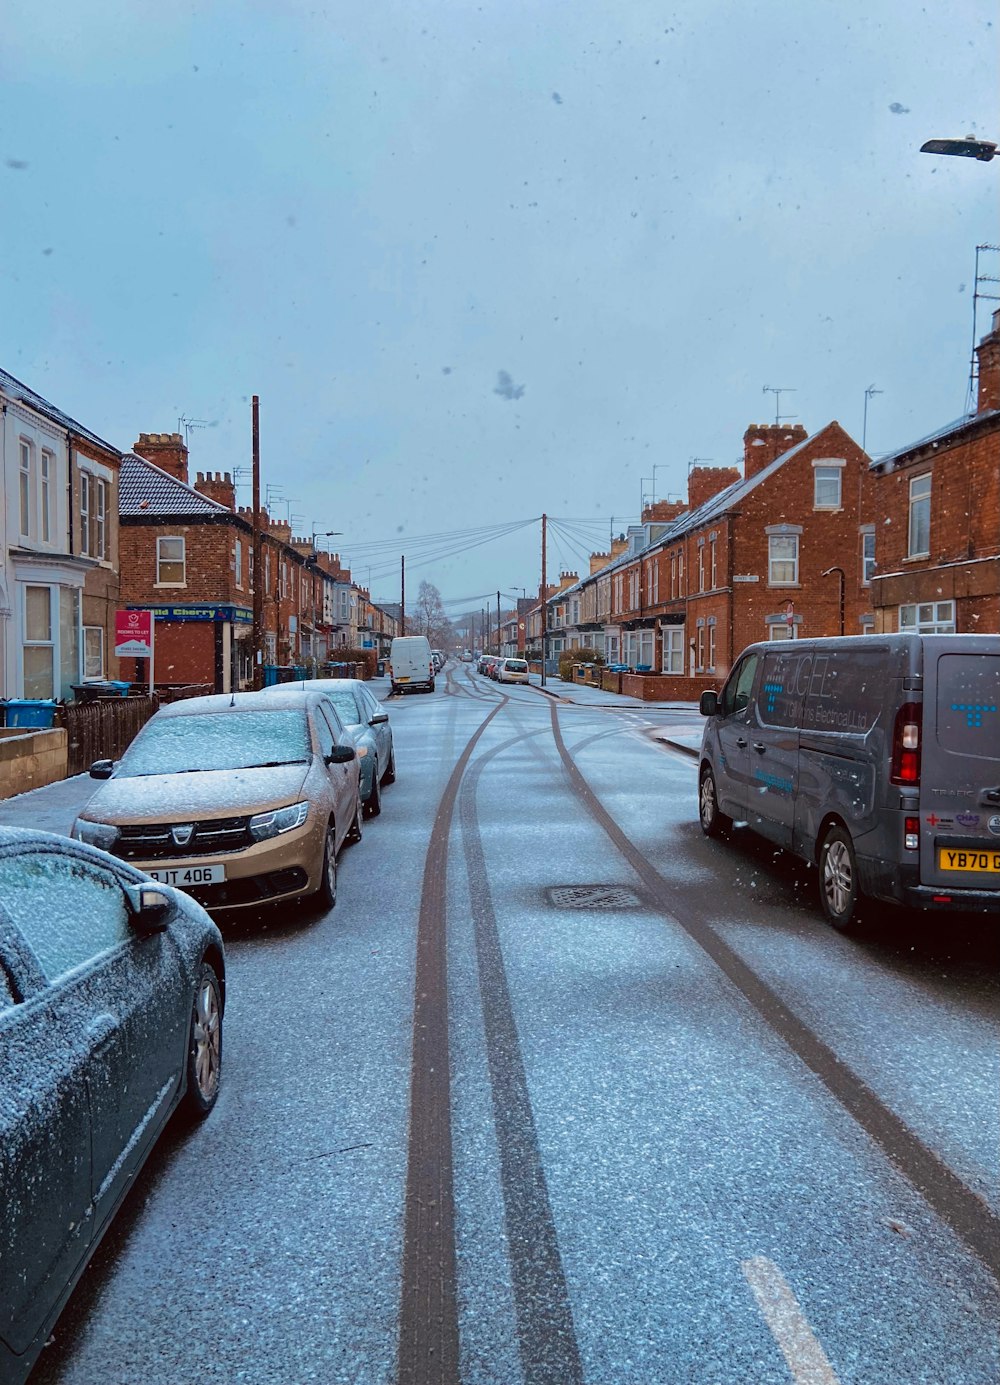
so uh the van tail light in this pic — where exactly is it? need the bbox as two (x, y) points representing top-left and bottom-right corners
(904, 816), (919, 851)
(891, 702), (922, 786)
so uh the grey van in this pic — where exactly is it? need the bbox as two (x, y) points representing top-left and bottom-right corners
(698, 634), (1000, 931)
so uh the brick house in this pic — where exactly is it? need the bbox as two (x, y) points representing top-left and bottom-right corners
(869, 309), (1000, 635)
(553, 419), (874, 698)
(119, 432), (355, 692)
(1, 367), (122, 700)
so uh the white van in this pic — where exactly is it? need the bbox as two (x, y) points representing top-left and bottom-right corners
(389, 635), (436, 694)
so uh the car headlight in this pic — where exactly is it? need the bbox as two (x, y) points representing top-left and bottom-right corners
(249, 801), (309, 842)
(73, 818), (120, 850)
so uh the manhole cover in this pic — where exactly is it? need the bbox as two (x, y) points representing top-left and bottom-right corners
(546, 884), (643, 910)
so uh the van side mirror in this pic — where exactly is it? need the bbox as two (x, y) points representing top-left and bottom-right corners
(90, 759), (115, 779)
(699, 690), (719, 717)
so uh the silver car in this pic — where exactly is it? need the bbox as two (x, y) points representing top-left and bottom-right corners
(259, 679), (395, 817)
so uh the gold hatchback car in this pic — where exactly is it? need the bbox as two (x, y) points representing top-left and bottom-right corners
(72, 691), (361, 913)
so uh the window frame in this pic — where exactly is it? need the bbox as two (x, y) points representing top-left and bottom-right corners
(19, 439), (33, 539)
(899, 599), (955, 634)
(83, 625), (105, 680)
(812, 460), (844, 510)
(40, 450), (53, 543)
(661, 626), (684, 674)
(908, 473), (932, 558)
(156, 535), (187, 587)
(768, 533), (799, 586)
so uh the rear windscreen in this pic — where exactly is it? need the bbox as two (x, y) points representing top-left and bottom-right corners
(935, 654), (1000, 758)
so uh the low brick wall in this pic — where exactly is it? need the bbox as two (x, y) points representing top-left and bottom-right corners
(600, 669), (623, 694)
(0, 727), (68, 800)
(621, 674), (719, 702)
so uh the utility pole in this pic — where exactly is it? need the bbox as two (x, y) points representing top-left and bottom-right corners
(251, 395), (264, 690)
(496, 590), (501, 654)
(540, 512), (548, 687)
(400, 555), (406, 636)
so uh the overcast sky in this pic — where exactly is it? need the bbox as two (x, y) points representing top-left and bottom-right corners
(1, 1), (996, 608)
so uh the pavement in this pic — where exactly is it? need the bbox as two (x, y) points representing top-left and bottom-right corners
(524, 670), (700, 712)
(0, 772), (96, 836)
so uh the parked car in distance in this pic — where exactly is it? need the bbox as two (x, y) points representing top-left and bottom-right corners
(72, 691), (361, 914)
(258, 678), (395, 817)
(698, 633), (1000, 932)
(389, 635), (435, 693)
(431, 648), (445, 672)
(0, 826), (225, 1385)
(461, 650), (474, 662)
(496, 656), (529, 684)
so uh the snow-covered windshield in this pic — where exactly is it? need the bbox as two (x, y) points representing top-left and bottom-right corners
(117, 710), (311, 777)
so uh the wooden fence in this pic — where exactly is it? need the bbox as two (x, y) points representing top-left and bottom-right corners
(58, 696), (160, 777)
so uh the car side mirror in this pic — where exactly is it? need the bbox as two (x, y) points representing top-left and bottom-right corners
(326, 744), (356, 764)
(90, 759), (115, 779)
(124, 882), (171, 933)
(699, 690), (719, 717)
(369, 712), (389, 725)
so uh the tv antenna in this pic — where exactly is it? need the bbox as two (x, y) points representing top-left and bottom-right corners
(177, 416), (216, 446)
(862, 384), (883, 452)
(687, 457), (713, 473)
(762, 385), (797, 425)
(967, 244), (1000, 413)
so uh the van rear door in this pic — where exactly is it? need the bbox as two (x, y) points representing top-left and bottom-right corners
(920, 638), (1000, 894)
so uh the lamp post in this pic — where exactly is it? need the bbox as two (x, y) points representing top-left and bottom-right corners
(920, 137), (997, 162)
(821, 566), (846, 638)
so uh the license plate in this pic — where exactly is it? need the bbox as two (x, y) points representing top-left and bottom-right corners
(938, 848), (1000, 874)
(148, 864), (225, 886)
(397, 676), (410, 682)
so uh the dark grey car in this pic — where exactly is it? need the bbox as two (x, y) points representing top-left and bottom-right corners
(698, 633), (1000, 931)
(0, 828), (225, 1385)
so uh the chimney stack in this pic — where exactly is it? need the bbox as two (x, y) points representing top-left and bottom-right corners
(742, 423), (809, 480)
(133, 432), (189, 484)
(610, 534), (628, 560)
(976, 308), (1000, 414)
(641, 499), (685, 524)
(194, 470), (235, 510)
(688, 464), (741, 512)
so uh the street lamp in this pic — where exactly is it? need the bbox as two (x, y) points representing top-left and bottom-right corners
(821, 566), (846, 638)
(920, 137), (997, 162)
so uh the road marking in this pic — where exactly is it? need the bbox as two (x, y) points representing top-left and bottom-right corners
(741, 1256), (841, 1385)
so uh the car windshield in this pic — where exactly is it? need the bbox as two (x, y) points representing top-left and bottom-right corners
(116, 710), (311, 777)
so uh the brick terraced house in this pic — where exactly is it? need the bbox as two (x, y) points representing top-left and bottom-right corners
(869, 309), (1000, 636)
(551, 419), (875, 699)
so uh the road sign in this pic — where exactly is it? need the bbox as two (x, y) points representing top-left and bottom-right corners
(115, 609), (153, 658)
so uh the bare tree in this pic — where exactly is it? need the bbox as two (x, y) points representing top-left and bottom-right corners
(414, 580), (455, 649)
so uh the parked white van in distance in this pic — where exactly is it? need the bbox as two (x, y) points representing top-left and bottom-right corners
(389, 635), (436, 694)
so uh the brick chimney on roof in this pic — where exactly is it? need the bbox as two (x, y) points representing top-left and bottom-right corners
(610, 534), (628, 559)
(742, 423), (809, 480)
(194, 470), (235, 510)
(557, 571), (579, 592)
(976, 308), (1000, 414)
(641, 499), (685, 524)
(133, 432), (189, 483)
(589, 550), (610, 574)
(688, 464), (741, 512)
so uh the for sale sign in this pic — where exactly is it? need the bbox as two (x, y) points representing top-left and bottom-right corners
(115, 609), (154, 658)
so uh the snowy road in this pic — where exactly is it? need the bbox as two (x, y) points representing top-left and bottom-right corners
(21, 667), (1000, 1385)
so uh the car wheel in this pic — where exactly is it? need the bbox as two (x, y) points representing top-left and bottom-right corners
(317, 823), (338, 909)
(383, 743), (396, 784)
(819, 825), (863, 932)
(181, 963), (222, 1120)
(429, 679), (436, 692)
(365, 761), (382, 817)
(699, 765), (732, 838)
(346, 795), (364, 845)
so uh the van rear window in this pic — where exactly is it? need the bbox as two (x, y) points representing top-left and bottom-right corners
(935, 654), (1000, 758)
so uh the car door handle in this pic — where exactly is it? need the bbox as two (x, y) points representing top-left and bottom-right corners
(984, 787), (1000, 804)
(752, 742), (767, 754)
(736, 737), (748, 748)
(87, 1013), (118, 1054)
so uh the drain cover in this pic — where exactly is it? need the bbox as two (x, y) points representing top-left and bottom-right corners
(547, 884), (642, 910)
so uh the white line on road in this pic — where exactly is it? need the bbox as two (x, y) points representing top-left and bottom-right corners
(741, 1255), (842, 1385)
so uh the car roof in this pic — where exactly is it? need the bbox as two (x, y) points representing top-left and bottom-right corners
(155, 690), (324, 717)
